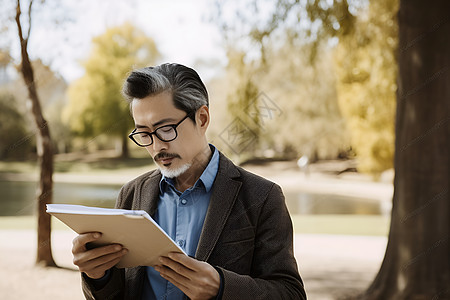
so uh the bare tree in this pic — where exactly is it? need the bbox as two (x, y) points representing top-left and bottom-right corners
(15, 0), (56, 267)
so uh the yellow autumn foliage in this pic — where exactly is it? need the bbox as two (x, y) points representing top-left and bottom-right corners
(334, 0), (398, 175)
(64, 23), (160, 140)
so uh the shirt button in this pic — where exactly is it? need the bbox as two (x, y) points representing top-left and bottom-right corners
(178, 240), (185, 248)
(181, 199), (187, 205)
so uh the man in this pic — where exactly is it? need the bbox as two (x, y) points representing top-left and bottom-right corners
(72, 63), (306, 300)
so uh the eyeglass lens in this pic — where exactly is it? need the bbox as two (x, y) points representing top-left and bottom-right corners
(134, 126), (177, 146)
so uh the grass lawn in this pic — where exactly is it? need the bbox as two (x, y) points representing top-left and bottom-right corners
(0, 216), (70, 230)
(291, 214), (390, 236)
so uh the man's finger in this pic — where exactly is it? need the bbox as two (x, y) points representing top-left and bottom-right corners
(73, 244), (125, 278)
(85, 255), (124, 278)
(155, 265), (190, 292)
(77, 248), (127, 270)
(155, 257), (221, 300)
(87, 244), (124, 259)
(76, 248), (127, 279)
(166, 252), (199, 270)
(158, 271), (190, 295)
(159, 256), (195, 278)
(72, 232), (102, 253)
(74, 243), (123, 265)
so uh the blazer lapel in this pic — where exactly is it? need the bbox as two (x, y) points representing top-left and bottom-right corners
(195, 153), (242, 261)
(136, 170), (162, 217)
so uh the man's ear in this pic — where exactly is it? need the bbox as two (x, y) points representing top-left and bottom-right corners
(195, 105), (210, 131)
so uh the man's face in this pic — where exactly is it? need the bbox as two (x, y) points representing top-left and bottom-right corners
(131, 91), (208, 178)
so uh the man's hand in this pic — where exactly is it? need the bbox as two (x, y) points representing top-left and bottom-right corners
(155, 252), (220, 300)
(72, 232), (128, 279)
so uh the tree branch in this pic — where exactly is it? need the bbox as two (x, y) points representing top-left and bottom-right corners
(15, 0), (26, 49)
(27, 0), (33, 40)
(15, 0), (34, 51)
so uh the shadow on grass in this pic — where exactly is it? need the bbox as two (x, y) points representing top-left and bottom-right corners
(56, 265), (79, 272)
(37, 264), (79, 272)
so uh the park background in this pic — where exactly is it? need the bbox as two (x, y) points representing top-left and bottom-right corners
(0, 0), (448, 299)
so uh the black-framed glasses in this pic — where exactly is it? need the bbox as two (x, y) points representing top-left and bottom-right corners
(128, 114), (192, 147)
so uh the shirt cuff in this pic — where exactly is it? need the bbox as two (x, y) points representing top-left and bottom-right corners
(213, 266), (224, 300)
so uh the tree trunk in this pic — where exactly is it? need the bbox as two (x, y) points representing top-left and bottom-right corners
(363, 0), (449, 299)
(15, 0), (56, 267)
(121, 134), (129, 158)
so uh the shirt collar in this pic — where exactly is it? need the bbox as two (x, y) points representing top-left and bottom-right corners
(159, 144), (219, 194)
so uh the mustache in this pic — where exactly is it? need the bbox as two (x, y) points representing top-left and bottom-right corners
(154, 152), (181, 161)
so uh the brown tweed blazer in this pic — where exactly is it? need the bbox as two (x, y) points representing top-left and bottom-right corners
(82, 152), (306, 299)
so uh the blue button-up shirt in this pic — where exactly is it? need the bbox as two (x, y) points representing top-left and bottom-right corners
(142, 145), (219, 300)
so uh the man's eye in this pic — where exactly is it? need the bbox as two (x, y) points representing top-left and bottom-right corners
(138, 133), (149, 138)
(159, 127), (173, 133)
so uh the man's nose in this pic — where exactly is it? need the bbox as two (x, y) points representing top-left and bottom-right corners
(151, 135), (168, 152)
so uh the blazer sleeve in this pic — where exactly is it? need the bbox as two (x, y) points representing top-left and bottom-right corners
(218, 183), (307, 300)
(81, 268), (124, 300)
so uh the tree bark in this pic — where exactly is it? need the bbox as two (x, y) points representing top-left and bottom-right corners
(15, 0), (56, 267)
(363, 0), (449, 299)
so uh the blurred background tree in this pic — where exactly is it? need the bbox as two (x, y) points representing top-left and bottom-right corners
(0, 57), (70, 156)
(220, 50), (261, 160)
(64, 22), (160, 158)
(9, 59), (70, 154)
(214, 0), (396, 175)
(334, 0), (397, 175)
(0, 92), (32, 159)
(209, 33), (350, 163)
(257, 39), (348, 161)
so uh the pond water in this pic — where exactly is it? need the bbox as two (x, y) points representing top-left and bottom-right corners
(0, 181), (385, 216)
(284, 191), (384, 215)
(0, 181), (119, 216)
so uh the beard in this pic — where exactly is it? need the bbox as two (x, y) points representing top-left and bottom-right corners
(159, 162), (192, 178)
(153, 152), (191, 178)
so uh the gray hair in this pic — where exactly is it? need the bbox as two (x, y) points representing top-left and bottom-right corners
(122, 63), (209, 119)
